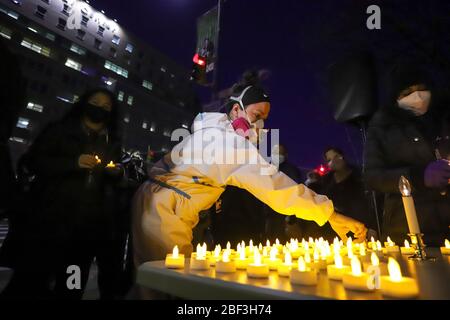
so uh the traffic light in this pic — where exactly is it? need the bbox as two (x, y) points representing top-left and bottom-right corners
(190, 53), (207, 84)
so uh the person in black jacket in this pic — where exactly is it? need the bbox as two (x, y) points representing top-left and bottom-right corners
(1, 88), (124, 299)
(364, 63), (450, 246)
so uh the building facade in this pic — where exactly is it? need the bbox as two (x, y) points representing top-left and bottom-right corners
(0, 0), (201, 164)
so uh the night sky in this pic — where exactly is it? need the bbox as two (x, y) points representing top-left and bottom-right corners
(91, 0), (450, 171)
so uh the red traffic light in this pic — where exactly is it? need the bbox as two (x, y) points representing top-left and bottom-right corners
(193, 53), (206, 67)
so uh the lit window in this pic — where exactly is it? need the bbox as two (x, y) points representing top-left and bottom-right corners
(142, 121), (148, 129)
(150, 122), (156, 132)
(57, 18), (66, 30)
(125, 43), (134, 53)
(112, 35), (120, 45)
(81, 15), (89, 27)
(21, 38), (51, 57)
(127, 95), (134, 106)
(104, 60), (128, 78)
(62, 3), (70, 16)
(117, 91), (124, 102)
(11, 0), (22, 6)
(0, 25), (12, 39)
(65, 58), (82, 71)
(9, 136), (26, 144)
(45, 32), (55, 41)
(160, 67), (166, 73)
(97, 25), (105, 37)
(17, 117), (30, 129)
(0, 6), (19, 19)
(142, 80), (153, 91)
(27, 26), (38, 33)
(27, 102), (44, 112)
(123, 116), (130, 123)
(70, 43), (86, 56)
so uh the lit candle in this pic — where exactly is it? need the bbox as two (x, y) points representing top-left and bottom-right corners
(263, 246), (282, 270)
(216, 250), (236, 273)
(384, 237), (400, 254)
(95, 155), (101, 164)
(290, 256), (318, 286)
(363, 252), (388, 275)
(165, 245), (185, 269)
(380, 257), (419, 298)
(399, 176), (421, 234)
(247, 249), (269, 278)
(400, 239), (415, 255)
(342, 256), (374, 292)
(190, 243), (209, 271)
(277, 251), (293, 277)
(209, 245), (221, 266)
(235, 245), (249, 270)
(440, 239), (450, 255)
(310, 247), (327, 270)
(106, 161), (116, 168)
(327, 253), (351, 281)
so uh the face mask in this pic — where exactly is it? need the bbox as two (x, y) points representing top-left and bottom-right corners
(231, 117), (251, 137)
(85, 103), (110, 123)
(397, 90), (431, 116)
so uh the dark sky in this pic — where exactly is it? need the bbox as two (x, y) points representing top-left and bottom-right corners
(91, 0), (450, 170)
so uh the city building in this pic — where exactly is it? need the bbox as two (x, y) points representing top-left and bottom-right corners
(0, 0), (201, 164)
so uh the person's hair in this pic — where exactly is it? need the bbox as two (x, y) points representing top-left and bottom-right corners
(323, 146), (344, 161)
(223, 70), (262, 115)
(62, 87), (120, 143)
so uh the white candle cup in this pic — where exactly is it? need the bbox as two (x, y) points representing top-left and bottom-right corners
(247, 263), (270, 278)
(277, 263), (293, 277)
(215, 260), (236, 273)
(263, 257), (282, 271)
(380, 276), (419, 298)
(290, 268), (318, 286)
(189, 258), (209, 271)
(165, 254), (185, 269)
(342, 272), (374, 292)
(234, 258), (249, 270)
(327, 264), (351, 281)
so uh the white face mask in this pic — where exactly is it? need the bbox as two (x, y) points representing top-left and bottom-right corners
(397, 90), (431, 116)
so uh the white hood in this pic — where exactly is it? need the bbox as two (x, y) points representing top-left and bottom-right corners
(191, 112), (233, 133)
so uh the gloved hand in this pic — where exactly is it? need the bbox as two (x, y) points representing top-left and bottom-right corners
(328, 211), (367, 243)
(424, 159), (450, 188)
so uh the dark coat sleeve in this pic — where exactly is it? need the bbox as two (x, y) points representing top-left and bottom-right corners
(364, 124), (427, 194)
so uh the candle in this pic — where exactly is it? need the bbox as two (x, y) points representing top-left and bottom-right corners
(106, 161), (116, 168)
(327, 253), (351, 281)
(235, 246), (249, 270)
(363, 252), (388, 275)
(400, 240), (415, 255)
(95, 155), (101, 164)
(399, 176), (421, 234)
(277, 251), (293, 277)
(263, 246), (282, 270)
(209, 245), (221, 266)
(290, 256), (318, 286)
(343, 256), (374, 292)
(440, 239), (450, 255)
(190, 243), (209, 271)
(165, 245), (185, 269)
(216, 250), (236, 273)
(247, 249), (269, 278)
(384, 237), (400, 253)
(310, 247), (327, 270)
(380, 257), (419, 298)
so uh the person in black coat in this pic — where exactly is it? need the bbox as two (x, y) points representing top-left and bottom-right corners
(364, 63), (450, 246)
(1, 88), (124, 299)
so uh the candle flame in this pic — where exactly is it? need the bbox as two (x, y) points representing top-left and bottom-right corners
(399, 176), (411, 196)
(387, 236), (395, 247)
(350, 256), (362, 276)
(308, 237), (314, 244)
(298, 256), (306, 272)
(226, 241), (231, 251)
(313, 248), (319, 262)
(404, 240), (410, 248)
(370, 236), (375, 243)
(388, 257), (402, 282)
(249, 239), (253, 248)
(222, 250), (230, 263)
(304, 252), (311, 264)
(214, 245), (221, 258)
(284, 251), (292, 265)
(95, 155), (101, 164)
(334, 253), (343, 268)
(253, 249), (262, 266)
(270, 247), (277, 260)
(376, 240), (382, 251)
(275, 238), (280, 246)
(172, 245), (179, 258)
(445, 239), (450, 249)
(239, 247), (246, 260)
(266, 240), (270, 247)
(371, 252), (379, 266)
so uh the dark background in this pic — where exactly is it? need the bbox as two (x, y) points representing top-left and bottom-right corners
(91, 0), (450, 170)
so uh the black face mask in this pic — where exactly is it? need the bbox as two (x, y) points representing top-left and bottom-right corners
(84, 103), (110, 124)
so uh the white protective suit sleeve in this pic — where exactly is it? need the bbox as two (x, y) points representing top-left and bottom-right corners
(224, 143), (334, 226)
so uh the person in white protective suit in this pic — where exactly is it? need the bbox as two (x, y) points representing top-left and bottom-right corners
(132, 82), (368, 266)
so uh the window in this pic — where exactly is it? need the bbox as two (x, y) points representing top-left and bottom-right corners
(62, 4), (70, 16)
(112, 35), (120, 45)
(127, 96), (133, 106)
(150, 122), (156, 132)
(9, 136), (26, 144)
(34, 5), (46, 19)
(142, 121), (148, 129)
(70, 43), (86, 56)
(76, 29), (85, 40)
(104, 60), (128, 78)
(0, 25), (12, 39)
(97, 25), (105, 37)
(125, 43), (134, 53)
(27, 102), (44, 113)
(17, 117), (30, 129)
(57, 18), (66, 30)
(123, 116), (130, 123)
(109, 47), (117, 58)
(11, 0), (22, 6)
(21, 38), (51, 57)
(160, 67), (166, 73)
(117, 91), (124, 102)
(81, 15), (89, 27)
(65, 58), (82, 71)
(142, 80), (153, 91)
(45, 32), (55, 41)
(94, 39), (102, 50)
